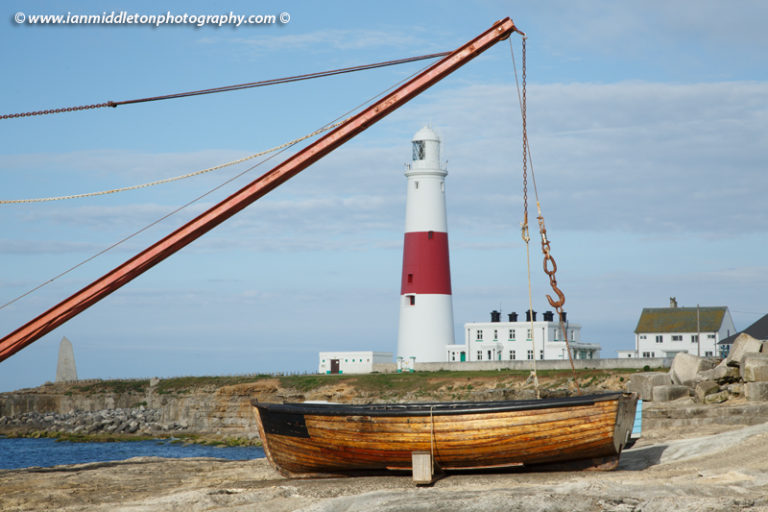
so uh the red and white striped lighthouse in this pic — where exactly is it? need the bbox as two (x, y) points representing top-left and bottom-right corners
(397, 126), (455, 364)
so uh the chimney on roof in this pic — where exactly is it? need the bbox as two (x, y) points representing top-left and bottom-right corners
(490, 310), (501, 323)
(670, 297), (678, 308)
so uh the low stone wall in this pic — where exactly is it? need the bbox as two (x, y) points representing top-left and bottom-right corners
(643, 401), (768, 430)
(0, 383), (261, 440)
(414, 358), (672, 372)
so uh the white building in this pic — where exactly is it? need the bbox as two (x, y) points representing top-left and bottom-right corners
(318, 351), (393, 374)
(452, 310), (601, 362)
(620, 299), (736, 359)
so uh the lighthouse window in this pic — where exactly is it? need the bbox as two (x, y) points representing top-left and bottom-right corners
(406, 295), (415, 306)
(407, 273), (413, 284)
(412, 140), (425, 160)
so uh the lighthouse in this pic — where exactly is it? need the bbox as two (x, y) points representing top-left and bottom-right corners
(397, 126), (455, 365)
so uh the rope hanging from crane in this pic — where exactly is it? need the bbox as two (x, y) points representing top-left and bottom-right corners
(512, 36), (581, 395)
(0, 120), (346, 204)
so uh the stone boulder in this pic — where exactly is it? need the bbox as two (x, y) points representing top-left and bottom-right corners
(741, 354), (768, 382)
(703, 390), (729, 404)
(652, 385), (692, 402)
(745, 382), (768, 402)
(669, 353), (717, 387)
(713, 363), (740, 383)
(627, 372), (672, 401)
(694, 380), (720, 402)
(725, 333), (763, 367)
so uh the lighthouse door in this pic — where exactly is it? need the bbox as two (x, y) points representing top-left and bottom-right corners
(330, 359), (340, 374)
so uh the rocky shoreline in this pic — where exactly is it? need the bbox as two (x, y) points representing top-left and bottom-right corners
(0, 407), (189, 437)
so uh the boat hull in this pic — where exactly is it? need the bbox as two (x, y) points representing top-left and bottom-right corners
(251, 392), (637, 477)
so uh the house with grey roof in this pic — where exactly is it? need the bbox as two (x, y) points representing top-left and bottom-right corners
(717, 313), (768, 357)
(618, 298), (736, 359)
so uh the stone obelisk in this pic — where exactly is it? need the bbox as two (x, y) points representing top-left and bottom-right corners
(56, 336), (78, 382)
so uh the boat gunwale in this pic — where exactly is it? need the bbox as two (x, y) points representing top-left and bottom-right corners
(251, 391), (626, 417)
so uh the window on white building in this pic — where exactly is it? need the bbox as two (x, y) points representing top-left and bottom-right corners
(527, 350), (533, 360)
(642, 351), (655, 358)
(477, 350), (483, 361)
(705, 351), (713, 357)
(640, 335), (647, 340)
(672, 335), (683, 341)
(691, 335), (699, 343)
(509, 329), (515, 340)
(493, 330), (498, 340)
(406, 295), (415, 306)
(509, 350), (516, 360)
(539, 350), (544, 360)
(655, 335), (663, 343)
(476, 330), (483, 341)
(487, 350), (492, 360)
(707, 334), (716, 339)
(526, 329), (532, 340)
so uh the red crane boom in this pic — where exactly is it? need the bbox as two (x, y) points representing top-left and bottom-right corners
(0, 17), (522, 362)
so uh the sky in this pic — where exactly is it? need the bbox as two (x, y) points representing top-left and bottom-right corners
(1, 1), (766, 392)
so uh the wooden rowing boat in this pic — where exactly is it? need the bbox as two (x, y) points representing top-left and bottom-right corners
(251, 391), (637, 478)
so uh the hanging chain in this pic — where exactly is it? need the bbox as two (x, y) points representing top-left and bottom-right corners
(518, 36), (540, 397)
(520, 36), (530, 246)
(514, 36), (580, 395)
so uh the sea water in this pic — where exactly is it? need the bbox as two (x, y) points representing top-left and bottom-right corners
(0, 436), (265, 470)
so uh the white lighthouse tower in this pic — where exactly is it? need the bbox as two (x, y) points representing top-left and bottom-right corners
(397, 126), (455, 366)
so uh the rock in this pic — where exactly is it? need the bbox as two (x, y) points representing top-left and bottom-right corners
(741, 354), (768, 382)
(725, 383), (744, 396)
(652, 385), (692, 402)
(627, 372), (672, 401)
(725, 333), (763, 367)
(696, 369), (717, 382)
(713, 364), (740, 383)
(744, 382), (768, 402)
(703, 391), (729, 404)
(669, 353), (717, 387)
(694, 380), (720, 402)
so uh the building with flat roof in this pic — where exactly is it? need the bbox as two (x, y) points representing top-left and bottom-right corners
(318, 351), (393, 375)
(454, 309), (601, 363)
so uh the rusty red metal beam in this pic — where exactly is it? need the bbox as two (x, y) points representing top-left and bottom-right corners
(0, 18), (520, 362)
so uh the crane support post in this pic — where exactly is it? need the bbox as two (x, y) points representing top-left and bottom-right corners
(0, 18), (520, 362)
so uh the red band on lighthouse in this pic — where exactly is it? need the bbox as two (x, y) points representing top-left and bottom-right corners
(400, 231), (452, 295)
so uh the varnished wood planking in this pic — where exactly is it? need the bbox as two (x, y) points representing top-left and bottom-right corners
(252, 393), (636, 475)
